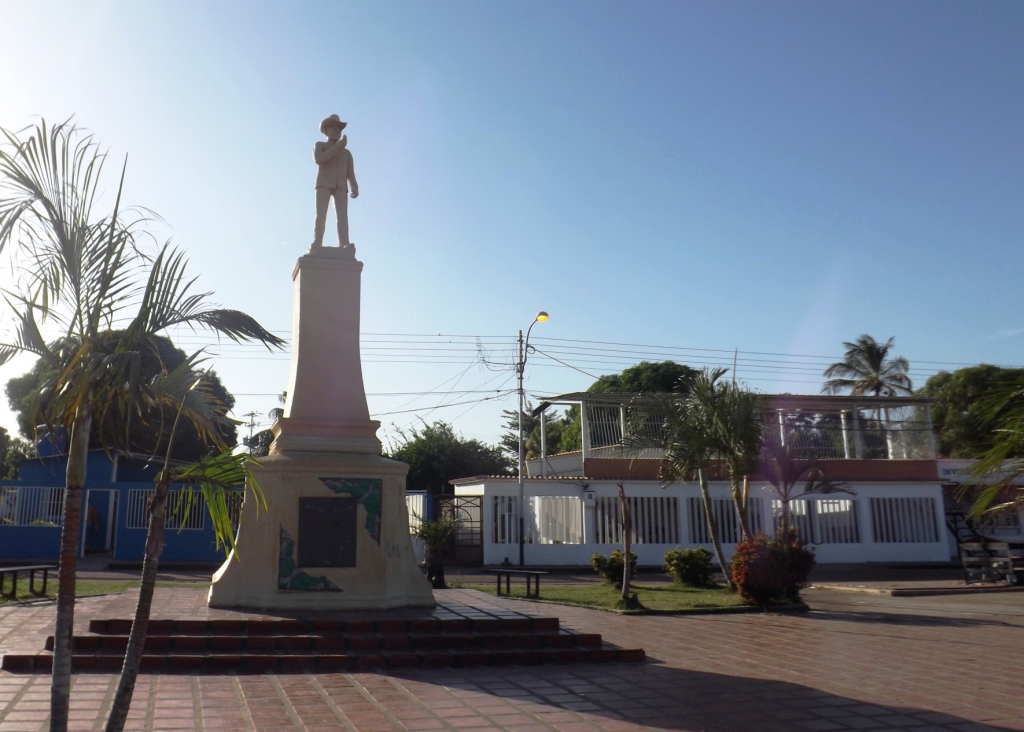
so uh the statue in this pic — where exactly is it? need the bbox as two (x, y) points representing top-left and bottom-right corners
(312, 114), (359, 250)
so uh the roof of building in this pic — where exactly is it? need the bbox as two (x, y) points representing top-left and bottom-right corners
(449, 474), (663, 485)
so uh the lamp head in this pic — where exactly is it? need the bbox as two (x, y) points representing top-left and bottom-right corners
(535, 311), (549, 323)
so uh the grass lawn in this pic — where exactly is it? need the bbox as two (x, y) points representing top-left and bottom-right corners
(470, 581), (749, 612)
(0, 580), (209, 604)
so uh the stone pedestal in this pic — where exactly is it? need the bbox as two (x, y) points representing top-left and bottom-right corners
(208, 246), (434, 610)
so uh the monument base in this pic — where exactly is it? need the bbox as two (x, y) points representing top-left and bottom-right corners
(208, 450), (434, 610)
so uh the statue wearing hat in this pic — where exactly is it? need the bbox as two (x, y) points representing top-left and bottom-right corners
(312, 114), (359, 250)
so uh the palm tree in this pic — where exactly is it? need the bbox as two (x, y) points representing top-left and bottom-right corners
(637, 369), (733, 588)
(822, 335), (912, 396)
(106, 427), (265, 732)
(413, 516), (456, 589)
(711, 382), (766, 539)
(759, 431), (851, 539)
(0, 120), (283, 732)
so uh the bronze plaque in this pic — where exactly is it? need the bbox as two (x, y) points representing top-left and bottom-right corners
(298, 497), (357, 568)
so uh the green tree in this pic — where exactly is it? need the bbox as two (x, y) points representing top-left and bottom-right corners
(3, 435), (36, 479)
(389, 421), (512, 494)
(918, 365), (1024, 458)
(6, 336), (238, 461)
(823, 335), (913, 396)
(531, 361), (696, 457)
(588, 360), (696, 394)
(0, 120), (283, 732)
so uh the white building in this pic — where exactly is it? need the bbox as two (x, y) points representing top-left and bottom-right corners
(445, 392), (1023, 566)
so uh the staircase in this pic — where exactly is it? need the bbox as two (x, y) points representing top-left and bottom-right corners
(2, 615), (644, 673)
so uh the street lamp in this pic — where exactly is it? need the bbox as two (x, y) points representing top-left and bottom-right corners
(518, 311), (548, 566)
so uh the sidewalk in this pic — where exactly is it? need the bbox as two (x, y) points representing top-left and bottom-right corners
(2, 586), (1024, 730)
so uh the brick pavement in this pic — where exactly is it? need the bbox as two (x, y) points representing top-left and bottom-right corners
(2, 587), (1023, 731)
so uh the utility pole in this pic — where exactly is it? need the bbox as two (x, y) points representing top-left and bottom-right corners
(517, 312), (549, 566)
(243, 410), (260, 453)
(517, 328), (525, 566)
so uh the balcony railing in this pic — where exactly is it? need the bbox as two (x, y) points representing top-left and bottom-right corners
(576, 397), (935, 462)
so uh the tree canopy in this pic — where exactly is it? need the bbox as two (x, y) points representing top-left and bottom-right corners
(514, 361), (696, 458)
(389, 421), (512, 494)
(5, 335), (238, 464)
(918, 364), (1024, 458)
(587, 360), (696, 394)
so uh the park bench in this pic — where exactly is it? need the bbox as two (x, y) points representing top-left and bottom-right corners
(0, 565), (57, 600)
(488, 568), (549, 598)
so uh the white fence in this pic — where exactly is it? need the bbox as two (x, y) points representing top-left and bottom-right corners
(595, 496), (680, 544)
(458, 480), (950, 565)
(492, 496), (584, 545)
(688, 497), (763, 544)
(869, 497), (940, 543)
(125, 489), (206, 530)
(0, 486), (64, 526)
(772, 498), (861, 544)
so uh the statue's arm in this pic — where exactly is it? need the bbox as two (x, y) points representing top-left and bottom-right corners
(313, 140), (345, 165)
(347, 151), (358, 197)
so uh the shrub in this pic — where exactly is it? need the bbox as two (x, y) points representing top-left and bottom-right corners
(663, 547), (714, 587)
(591, 549), (637, 587)
(774, 529), (816, 601)
(730, 534), (787, 605)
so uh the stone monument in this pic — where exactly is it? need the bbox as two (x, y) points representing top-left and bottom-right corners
(208, 118), (434, 610)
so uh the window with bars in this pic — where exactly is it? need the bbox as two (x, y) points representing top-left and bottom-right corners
(687, 497), (763, 544)
(595, 495), (680, 545)
(869, 497), (940, 543)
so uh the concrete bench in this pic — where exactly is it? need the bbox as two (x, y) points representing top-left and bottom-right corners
(0, 565), (57, 600)
(488, 568), (549, 599)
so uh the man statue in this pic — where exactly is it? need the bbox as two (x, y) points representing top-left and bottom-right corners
(312, 114), (359, 249)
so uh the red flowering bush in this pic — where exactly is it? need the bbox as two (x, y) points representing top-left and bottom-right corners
(730, 531), (817, 605)
(730, 533), (787, 605)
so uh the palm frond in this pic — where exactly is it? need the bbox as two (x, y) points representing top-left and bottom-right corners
(170, 450), (265, 556)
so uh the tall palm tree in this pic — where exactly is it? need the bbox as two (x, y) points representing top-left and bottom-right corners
(822, 335), (913, 396)
(711, 382), (766, 539)
(634, 369), (733, 588)
(0, 120), (283, 732)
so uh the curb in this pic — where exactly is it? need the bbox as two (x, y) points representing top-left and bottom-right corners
(811, 583), (1024, 598)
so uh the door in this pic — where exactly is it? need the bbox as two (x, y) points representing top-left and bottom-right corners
(434, 495), (483, 566)
(81, 489), (116, 557)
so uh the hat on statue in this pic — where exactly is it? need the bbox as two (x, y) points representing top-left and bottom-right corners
(320, 114), (347, 134)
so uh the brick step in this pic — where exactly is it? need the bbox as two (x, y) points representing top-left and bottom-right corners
(89, 617), (558, 635)
(2, 646), (645, 673)
(48, 630), (601, 653)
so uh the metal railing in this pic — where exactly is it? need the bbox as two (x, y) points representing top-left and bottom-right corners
(583, 401), (935, 461)
(0, 486), (64, 527)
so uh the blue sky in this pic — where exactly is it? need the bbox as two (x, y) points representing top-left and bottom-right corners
(1, 2), (1023, 447)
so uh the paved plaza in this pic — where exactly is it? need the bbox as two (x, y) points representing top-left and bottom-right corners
(1, 586), (1022, 731)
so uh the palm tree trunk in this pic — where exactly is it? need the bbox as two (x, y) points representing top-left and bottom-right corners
(104, 475), (169, 732)
(50, 406), (91, 732)
(730, 475), (751, 539)
(618, 483), (631, 600)
(698, 468), (732, 589)
(781, 498), (791, 540)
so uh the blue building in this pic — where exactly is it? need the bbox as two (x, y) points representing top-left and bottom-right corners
(0, 451), (242, 565)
